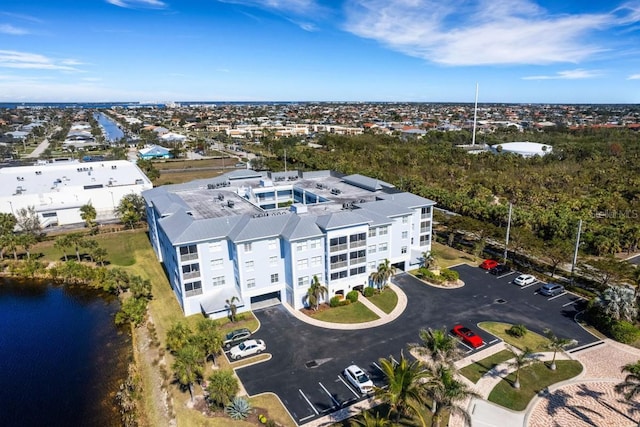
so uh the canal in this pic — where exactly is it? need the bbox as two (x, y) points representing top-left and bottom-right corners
(94, 112), (125, 142)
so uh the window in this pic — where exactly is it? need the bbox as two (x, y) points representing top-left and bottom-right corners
(179, 244), (198, 261)
(401, 246), (408, 254)
(211, 258), (223, 269)
(330, 270), (348, 280)
(208, 241), (222, 251)
(349, 250), (366, 265)
(329, 236), (348, 252)
(402, 231), (408, 239)
(297, 241), (307, 252)
(182, 263), (200, 279)
(297, 258), (308, 269)
(184, 281), (202, 297)
(297, 276), (309, 287)
(368, 228), (376, 238)
(42, 212), (57, 218)
(212, 276), (225, 287)
(421, 206), (431, 218)
(402, 216), (409, 224)
(378, 242), (388, 251)
(420, 234), (431, 246)
(309, 239), (320, 249)
(247, 278), (256, 289)
(311, 256), (322, 267)
(244, 242), (252, 253)
(245, 260), (254, 271)
(269, 256), (278, 266)
(368, 245), (376, 254)
(379, 226), (388, 236)
(369, 261), (376, 271)
(420, 220), (431, 234)
(269, 239), (277, 250)
(349, 232), (367, 247)
(350, 266), (366, 276)
(270, 273), (279, 283)
(330, 253), (348, 269)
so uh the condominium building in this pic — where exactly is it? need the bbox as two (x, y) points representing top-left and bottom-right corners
(143, 170), (435, 318)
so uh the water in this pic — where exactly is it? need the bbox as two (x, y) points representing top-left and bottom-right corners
(94, 112), (125, 142)
(0, 278), (131, 427)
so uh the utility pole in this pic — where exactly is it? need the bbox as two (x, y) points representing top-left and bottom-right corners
(284, 149), (287, 173)
(503, 202), (512, 263)
(471, 82), (479, 146)
(570, 219), (582, 283)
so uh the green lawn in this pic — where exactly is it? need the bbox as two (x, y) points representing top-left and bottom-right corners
(367, 288), (398, 314)
(459, 350), (514, 383)
(310, 301), (379, 323)
(432, 242), (480, 268)
(479, 322), (551, 352)
(488, 360), (583, 411)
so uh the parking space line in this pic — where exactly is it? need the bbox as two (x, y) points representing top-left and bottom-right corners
(299, 414), (315, 423)
(372, 362), (383, 372)
(562, 300), (579, 307)
(299, 389), (319, 415)
(548, 292), (567, 301)
(338, 376), (360, 398)
(497, 271), (516, 279)
(520, 282), (538, 289)
(488, 338), (500, 345)
(319, 382), (340, 408)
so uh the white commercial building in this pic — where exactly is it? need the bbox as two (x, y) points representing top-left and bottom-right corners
(0, 159), (153, 227)
(143, 170), (435, 318)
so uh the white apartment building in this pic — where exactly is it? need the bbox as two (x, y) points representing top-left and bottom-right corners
(0, 159), (153, 227)
(143, 170), (435, 318)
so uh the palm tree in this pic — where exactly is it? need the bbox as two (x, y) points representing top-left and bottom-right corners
(305, 275), (328, 311)
(166, 322), (193, 354)
(543, 328), (572, 370)
(172, 344), (204, 402)
(17, 233), (36, 259)
(350, 410), (392, 427)
(615, 360), (640, 400)
(601, 285), (638, 322)
(421, 251), (437, 270)
(423, 362), (480, 427)
(226, 296), (239, 322)
(54, 234), (71, 261)
(66, 232), (84, 261)
(374, 353), (429, 425)
(412, 327), (462, 365)
(507, 346), (536, 389)
(195, 318), (223, 367)
(79, 203), (97, 229)
(370, 259), (397, 290)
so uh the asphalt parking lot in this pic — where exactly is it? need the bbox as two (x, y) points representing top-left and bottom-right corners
(236, 264), (599, 425)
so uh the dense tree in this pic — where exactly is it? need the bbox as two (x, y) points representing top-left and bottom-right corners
(15, 206), (41, 236)
(116, 193), (146, 228)
(600, 285), (637, 322)
(166, 322), (192, 354)
(172, 344), (204, 402)
(206, 369), (239, 408)
(194, 318), (223, 367)
(80, 203), (97, 229)
(423, 362), (480, 427)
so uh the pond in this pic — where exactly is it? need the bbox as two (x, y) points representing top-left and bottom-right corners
(0, 278), (131, 427)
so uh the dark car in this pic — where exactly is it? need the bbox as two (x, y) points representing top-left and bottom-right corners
(223, 328), (252, 349)
(489, 264), (511, 275)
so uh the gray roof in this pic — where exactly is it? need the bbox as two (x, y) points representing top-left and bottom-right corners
(377, 192), (436, 208)
(227, 214), (293, 243)
(315, 211), (370, 231)
(342, 174), (394, 191)
(281, 215), (324, 241)
(356, 200), (412, 218)
(200, 287), (245, 315)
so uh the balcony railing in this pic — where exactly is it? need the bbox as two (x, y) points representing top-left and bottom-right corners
(185, 288), (203, 298)
(350, 257), (366, 265)
(330, 261), (348, 269)
(330, 244), (348, 253)
(180, 253), (198, 262)
(350, 240), (366, 248)
(183, 271), (201, 280)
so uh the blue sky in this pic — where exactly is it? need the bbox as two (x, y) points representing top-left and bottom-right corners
(1, 0), (640, 103)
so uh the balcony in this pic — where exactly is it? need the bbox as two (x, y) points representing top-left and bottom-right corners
(330, 261), (348, 270)
(180, 253), (198, 262)
(330, 243), (348, 253)
(350, 240), (366, 248)
(183, 271), (201, 280)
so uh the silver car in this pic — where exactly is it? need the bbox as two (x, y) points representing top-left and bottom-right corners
(343, 365), (374, 394)
(539, 283), (565, 296)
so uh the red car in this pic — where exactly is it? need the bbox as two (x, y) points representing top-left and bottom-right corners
(480, 259), (498, 270)
(452, 324), (484, 348)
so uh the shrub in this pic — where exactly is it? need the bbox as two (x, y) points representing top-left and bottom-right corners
(507, 324), (528, 338)
(439, 268), (459, 282)
(363, 287), (375, 297)
(610, 321), (640, 344)
(225, 397), (252, 420)
(329, 296), (341, 307)
(207, 370), (239, 408)
(265, 420), (277, 427)
(339, 299), (351, 306)
(417, 267), (443, 283)
(346, 290), (359, 303)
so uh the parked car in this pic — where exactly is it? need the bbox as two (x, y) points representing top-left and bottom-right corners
(539, 283), (565, 297)
(489, 264), (511, 275)
(480, 259), (499, 270)
(228, 339), (266, 360)
(223, 328), (252, 349)
(513, 274), (536, 286)
(343, 365), (374, 394)
(452, 324), (484, 348)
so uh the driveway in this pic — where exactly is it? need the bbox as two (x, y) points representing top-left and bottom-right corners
(236, 265), (599, 425)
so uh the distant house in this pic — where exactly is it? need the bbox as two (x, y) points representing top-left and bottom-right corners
(159, 132), (187, 143)
(138, 144), (174, 160)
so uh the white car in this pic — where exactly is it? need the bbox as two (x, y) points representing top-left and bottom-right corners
(228, 339), (266, 360)
(343, 365), (374, 394)
(513, 274), (536, 286)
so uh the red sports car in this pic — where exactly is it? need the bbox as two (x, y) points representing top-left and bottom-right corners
(452, 324), (484, 348)
(480, 259), (498, 270)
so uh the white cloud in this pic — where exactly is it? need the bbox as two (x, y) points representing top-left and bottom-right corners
(628, 74), (640, 79)
(343, 0), (640, 66)
(522, 69), (603, 80)
(218, 0), (320, 15)
(0, 24), (29, 35)
(0, 12), (43, 23)
(0, 50), (81, 71)
(106, 0), (167, 9)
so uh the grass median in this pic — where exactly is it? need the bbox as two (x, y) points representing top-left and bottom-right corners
(309, 301), (379, 323)
(367, 288), (398, 314)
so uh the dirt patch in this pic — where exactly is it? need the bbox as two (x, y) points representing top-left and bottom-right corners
(300, 303), (332, 316)
(191, 397), (282, 426)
